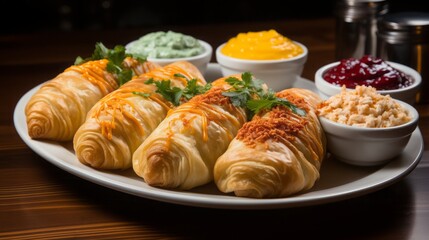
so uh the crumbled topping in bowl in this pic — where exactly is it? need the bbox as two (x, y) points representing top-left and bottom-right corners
(317, 85), (411, 127)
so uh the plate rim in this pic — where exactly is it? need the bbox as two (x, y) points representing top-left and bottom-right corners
(14, 63), (424, 209)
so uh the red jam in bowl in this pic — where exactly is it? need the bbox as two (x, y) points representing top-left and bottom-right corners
(322, 55), (414, 90)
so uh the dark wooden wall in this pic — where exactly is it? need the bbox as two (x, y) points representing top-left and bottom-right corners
(2, 0), (427, 35)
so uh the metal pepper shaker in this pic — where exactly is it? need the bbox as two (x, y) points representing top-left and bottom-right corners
(335, 0), (389, 60)
(377, 12), (429, 103)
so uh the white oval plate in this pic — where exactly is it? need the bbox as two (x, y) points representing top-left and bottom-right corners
(14, 63), (423, 209)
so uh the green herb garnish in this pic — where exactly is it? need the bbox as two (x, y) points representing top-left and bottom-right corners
(247, 92), (306, 116)
(222, 72), (305, 118)
(181, 76), (212, 100)
(222, 72), (265, 108)
(142, 75), (211, 106)
(74, 42), (145, 86)
(132, 91), (151, 98)
(74, 42), (110, 65)
(145, 78), (182, 106)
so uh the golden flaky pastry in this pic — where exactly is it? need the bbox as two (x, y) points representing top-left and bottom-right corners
(132, 75), (247, 190)
(73, 61), (206, 170)
(214, 88), (326, 198)
(25, 58), (159, 141)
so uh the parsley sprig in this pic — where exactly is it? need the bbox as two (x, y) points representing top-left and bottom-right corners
(221, 72), (265, 108)
(75, 42), (145, 86)
(142, 74), (211, 106)
(222, 72), (306, 119)
(247, 92), (306, 116)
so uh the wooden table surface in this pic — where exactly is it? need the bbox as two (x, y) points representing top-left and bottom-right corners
(1, 18), (428, 240)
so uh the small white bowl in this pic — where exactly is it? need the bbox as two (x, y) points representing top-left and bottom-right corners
(215, 41), (308, 91)
(126, 40), (212, 75)
(315, 61), (422, 105)
(319, 99), (419, 166)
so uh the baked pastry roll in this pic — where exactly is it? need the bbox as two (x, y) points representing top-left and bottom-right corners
(74, 61), (206, 170)
(214, 88), (326, 198)
(25, 57), (159, 141)
(132, 75), (248, 190)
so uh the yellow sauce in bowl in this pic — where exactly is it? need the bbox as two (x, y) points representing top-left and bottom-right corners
(221, 29), (303, 60)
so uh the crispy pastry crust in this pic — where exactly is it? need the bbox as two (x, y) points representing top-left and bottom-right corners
(214, 88), (326, 198)
(25, 58), (159, 141)
(132, 75), (247, 190)
(73, 61), (206, 170)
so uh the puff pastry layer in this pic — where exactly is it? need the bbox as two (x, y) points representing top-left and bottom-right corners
(214, 88), (326, 198)
(132, 75), (247, 189)
(25, 58), (158, 141)
(74, 61), (206, 169)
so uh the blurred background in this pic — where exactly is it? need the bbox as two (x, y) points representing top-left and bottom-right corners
(2, 0), (428, 35)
